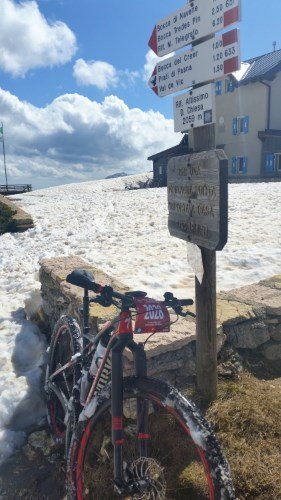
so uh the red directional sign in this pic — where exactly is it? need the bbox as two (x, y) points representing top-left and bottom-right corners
(149, 0), (241, 58)
(149, 29), (240, 98)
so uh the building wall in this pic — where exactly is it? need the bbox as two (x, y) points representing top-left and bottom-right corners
(214, 78), (268, 177)
(259, 73), (281, 177)
(153, 71), (281, 181)
(270, 72), (281, 129)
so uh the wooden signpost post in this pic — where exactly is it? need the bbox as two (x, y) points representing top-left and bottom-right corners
(148, 0), (241, 402)
(168, 147), (228, 401)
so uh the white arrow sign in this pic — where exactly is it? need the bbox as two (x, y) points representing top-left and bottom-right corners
(149, 0), (241, 57)
(149, 29), (240, 97)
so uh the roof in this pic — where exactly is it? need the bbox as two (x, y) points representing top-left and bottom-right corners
(147, 134), (189, 161)
(234, 49), (281, 84)
(258, 129), (281, 140)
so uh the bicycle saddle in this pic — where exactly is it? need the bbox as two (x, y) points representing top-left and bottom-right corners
(66, 269), (96, 290)
(125, 291), (147, 297)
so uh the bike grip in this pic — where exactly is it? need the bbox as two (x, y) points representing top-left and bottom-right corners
(179, 299), (194, 306)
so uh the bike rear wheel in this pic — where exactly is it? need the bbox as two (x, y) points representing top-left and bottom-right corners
(45, 316), (82, 441)
(67, 377), (235, 500)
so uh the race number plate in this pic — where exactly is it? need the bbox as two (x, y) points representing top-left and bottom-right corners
(133, 297), (170, 334)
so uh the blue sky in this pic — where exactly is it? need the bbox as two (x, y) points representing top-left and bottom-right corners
(0, 0), (281, 188)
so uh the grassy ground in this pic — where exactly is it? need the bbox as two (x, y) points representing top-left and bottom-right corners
(207, 373), (281, 500)
(0, 372), (280, 499)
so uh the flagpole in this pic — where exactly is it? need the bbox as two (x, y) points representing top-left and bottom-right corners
(1, 123), (8, 189)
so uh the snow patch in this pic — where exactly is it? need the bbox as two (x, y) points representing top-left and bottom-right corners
(0, 174), (280, 461)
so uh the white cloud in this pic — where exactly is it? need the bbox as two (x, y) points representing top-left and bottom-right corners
(143, 50), (175, 82)
(73, 59), (119, 90)
(0, 88), (176, 188)
(73, 59), (140, 90)
(0, 0), (77, 77)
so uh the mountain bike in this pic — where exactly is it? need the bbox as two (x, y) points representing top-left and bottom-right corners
(45, 269), (235, 500)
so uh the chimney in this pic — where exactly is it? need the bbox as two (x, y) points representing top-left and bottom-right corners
(273, 41), (277, 52)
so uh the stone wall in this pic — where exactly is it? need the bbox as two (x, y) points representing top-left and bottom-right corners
(39, 256), (131, 334)
(218, 276), (281, 367)
(0, 194), (34, 234)
(39, 256), (216, 384)
(38, 256), (281, 384)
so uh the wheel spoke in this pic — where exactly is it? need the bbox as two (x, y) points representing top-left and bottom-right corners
(46, 318), (82, 441)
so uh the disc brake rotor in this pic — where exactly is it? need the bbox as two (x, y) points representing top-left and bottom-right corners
(128, 457), (166, 500)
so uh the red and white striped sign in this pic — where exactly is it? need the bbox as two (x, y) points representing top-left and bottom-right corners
(149, 0), (241, 57)
(148, 29), (240, 98)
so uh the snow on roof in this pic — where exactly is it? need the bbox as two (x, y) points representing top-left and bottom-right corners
(232, 62), (251, 82)
(234, 49), (281, 83)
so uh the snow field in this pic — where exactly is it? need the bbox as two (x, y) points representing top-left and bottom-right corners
(0, 173), (280, 461)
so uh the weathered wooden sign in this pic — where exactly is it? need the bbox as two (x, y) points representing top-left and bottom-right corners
(149, 0), (241, 57)
(173, 83), (216, 132)
(167, 150), (228, 250)
(148, 29), (240, 97)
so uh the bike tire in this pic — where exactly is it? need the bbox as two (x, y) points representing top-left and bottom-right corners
(45, 315), (82, 441)
(67, 376), (235, 500)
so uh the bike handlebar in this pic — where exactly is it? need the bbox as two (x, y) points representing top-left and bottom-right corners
(66, 269), (194, 316)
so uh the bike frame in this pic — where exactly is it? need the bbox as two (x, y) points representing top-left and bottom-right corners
(82, 304), (149, 489)
(50, 288), (150, 491)
(109, 310), (149, 488)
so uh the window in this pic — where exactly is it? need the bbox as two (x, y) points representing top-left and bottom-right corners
(232, 156), (248, 174)
(265, 154), (274, 172)
(238, 157), (245, 173)
(215, 80), (222, 96)
(225, 78), (236, 93)
(159, 166), (163, 175)
(275, 154), (281, 171)
(233, 116), (249, 135)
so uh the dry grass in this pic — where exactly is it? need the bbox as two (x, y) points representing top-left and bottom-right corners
(206, 373), (281, 499)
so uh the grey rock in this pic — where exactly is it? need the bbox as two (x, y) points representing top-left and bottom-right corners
(262, 341), (281, 361)
(269, 324), (281, 341)
(224, 321), (270, 349)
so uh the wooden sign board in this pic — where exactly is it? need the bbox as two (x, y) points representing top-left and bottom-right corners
(167, 150), (228, 250)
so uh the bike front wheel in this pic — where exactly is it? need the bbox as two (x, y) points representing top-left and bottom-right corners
(45, 315), (82, 441)
(67, 376), (235, 500)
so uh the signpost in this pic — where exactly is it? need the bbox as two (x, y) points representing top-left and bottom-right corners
(147, 0), (241, 402)
(173, 83), (216, 132)
(168, 150), (228, 250)
(149, 0), (241, 57)
(149, 29), (240, 97)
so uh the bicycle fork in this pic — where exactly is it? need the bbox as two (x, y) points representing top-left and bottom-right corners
(111, 334), (149, 494)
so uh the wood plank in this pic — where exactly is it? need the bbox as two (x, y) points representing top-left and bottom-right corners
(167, 150), (228, 250)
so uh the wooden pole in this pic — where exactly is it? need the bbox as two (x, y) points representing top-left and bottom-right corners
(191, 122), (218, 402)
(195, 247), (217, 402)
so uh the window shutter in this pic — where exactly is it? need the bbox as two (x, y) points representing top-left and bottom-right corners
(215, 81), (222, 96)
(232, 157), (237, 174)
(243, 116), (249, 134)
(228, 79), (235, 92)
(232, 118), (238, 135)
(265, 154), (274, 172)
(242, 157), (248, 174)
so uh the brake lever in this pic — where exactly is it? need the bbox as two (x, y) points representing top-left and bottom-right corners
(182, 311), (196, 318)
(90, 295), (112, 308)
(175, 307), (196, 318)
